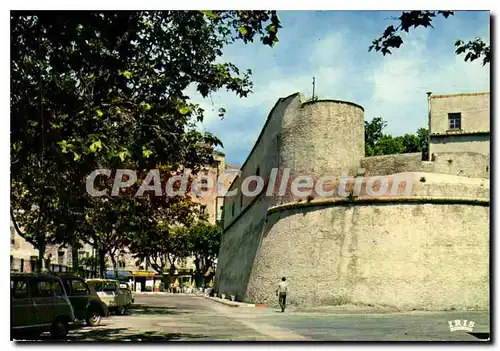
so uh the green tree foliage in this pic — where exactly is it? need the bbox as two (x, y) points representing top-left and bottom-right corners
(127, 195), (199, 276)
(11, 11), (281, 272)
(365, 117), (429, 157)
(416, 127), (429, 160)
(364, 116), (387, 156)
(369, 11), (490, 65)
(189, 221), (222, 286)
(454, 38), (491, 66)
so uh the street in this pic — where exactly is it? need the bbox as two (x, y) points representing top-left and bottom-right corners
(20, 294), (490, 341)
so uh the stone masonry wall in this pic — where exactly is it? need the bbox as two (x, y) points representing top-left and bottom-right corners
(246, 199), (489, 310)
(361, 153), (422, 177)
(214, 196), (273, 300)
(215, 93), (302, 297)
(215, 95), (366, 300)
(430, 133), (490, 156)
(280, 100), (365, 182)
(362, 152), (489, 179)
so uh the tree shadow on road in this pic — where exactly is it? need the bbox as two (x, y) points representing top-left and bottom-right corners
(16, 328), (208, 342)
(126, 305), (189, 316)
(73, 328), (207, 341)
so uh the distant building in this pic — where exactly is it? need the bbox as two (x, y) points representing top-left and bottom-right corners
(191, 150), (240, 228)
(428, 92), (490, 158)
(10, 221), (94, 276)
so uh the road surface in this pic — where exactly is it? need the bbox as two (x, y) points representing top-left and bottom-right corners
(20, 294), (490, 341)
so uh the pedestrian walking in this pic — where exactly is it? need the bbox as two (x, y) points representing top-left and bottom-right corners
(276, 277), (289, 312)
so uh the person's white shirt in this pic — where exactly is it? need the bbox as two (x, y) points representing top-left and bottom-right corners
(277, 281), (288, 294)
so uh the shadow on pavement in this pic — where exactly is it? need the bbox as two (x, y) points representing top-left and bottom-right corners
(16, 328), (207, 342)
(73, 328), (207, 341)
(127, 305), (188, 316)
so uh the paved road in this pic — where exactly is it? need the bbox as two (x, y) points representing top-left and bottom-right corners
(21, 294), (490, 341)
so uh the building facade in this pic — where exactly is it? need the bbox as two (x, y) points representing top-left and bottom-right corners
(10, 222), (95, 276)
(428, 92), (490, 157)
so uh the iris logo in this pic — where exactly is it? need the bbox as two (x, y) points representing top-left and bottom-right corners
(448, 319), (475, 332)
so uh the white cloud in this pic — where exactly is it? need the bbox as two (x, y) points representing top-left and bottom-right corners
(308, 32), (345, 67)
(189, 31), (350, 134)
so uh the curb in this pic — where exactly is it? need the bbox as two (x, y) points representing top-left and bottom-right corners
(134, 292), (204, 297)
(205, 296), (263, 308)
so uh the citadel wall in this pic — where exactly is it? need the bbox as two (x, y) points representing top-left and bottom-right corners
(215, 92), (490, 311)
(214, 93), (302, 297)
(216, 93), (365, 298)
(361, 151), (489, 179)
(249, 196), (489, 310)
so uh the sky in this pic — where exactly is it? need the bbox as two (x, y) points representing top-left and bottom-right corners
(189, 10), (490, 166)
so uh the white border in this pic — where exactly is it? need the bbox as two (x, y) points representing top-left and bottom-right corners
(2, 3), (496, 350)
(5, 1), (498, 10)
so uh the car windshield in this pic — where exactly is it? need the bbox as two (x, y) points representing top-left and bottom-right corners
(92, 281), (116, 292)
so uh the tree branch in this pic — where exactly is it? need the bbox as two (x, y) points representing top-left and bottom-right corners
(10, 207), (25, 237)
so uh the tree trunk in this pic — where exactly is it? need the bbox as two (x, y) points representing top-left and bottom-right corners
(72, 243), (79, 274)
(98, 248), (106, 278)
(194, 271), (204, 288)
(169, 263), (176, 287)
(109, 253), (118, 280)
(193, 258), (204, 288)
(91, 242), (97, 278)
(37, 243), (45, 273)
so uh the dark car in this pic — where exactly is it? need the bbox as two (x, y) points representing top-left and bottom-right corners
(11, 273), (75, 339)
(58, 276), (108, 326)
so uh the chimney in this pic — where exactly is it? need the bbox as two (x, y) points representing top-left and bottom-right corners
(426, 92), (432, 161)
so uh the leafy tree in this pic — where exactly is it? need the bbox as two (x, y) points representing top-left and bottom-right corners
(11, 11), (281, 271)
(416, 127), (429, 160)
(399, 133), (421, 153)
(371, 135), (405, 156)
(454, 38), (491, 66)
(133, 225), (194, 286)
(369, 11), (490, 65)
(189, 221), (222, 287)
(127, 190), (199, 277)
(365, 116), (429, 157)
(365, 116), (387, 156)
(79, 254), (109, 275)
(82, 197), (136, 278)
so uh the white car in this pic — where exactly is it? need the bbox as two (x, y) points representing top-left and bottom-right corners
(86, 279), (133, 315)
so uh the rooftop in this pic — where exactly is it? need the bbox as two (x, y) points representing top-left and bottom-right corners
(430, 92), (490, 99)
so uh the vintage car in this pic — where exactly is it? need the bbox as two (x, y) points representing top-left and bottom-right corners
(11, 273), (76, 339)
(119, 282), (135, 304)
(85, 279), (133, 315)
(58, 275), (109, 326)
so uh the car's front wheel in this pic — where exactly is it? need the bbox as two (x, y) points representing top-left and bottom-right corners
(86, 309), (102, 326)
(116, 306), (126, 315)
(50, 318), (68, 339)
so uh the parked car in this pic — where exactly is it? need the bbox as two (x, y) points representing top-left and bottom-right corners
(11, 273), (75, 339)
(58, 275), (108, 326)
(119, 283), (135, 304)
(85, 279), (133, 315)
